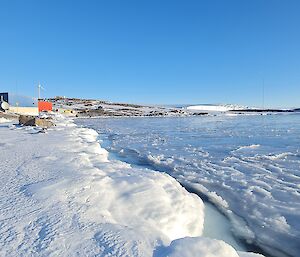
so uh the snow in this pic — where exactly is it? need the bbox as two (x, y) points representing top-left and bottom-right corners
(155, 237), (240, 257)
(186, 104), (245, 112)
(76, 114), (300, 257)
(0, 116), (261, 256)
(0, 117), (11, 123)
(203, 202), (246, 250)
(155, 237), (264, 257)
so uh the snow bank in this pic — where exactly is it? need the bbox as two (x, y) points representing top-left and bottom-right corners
(0, 115), (263, 256)
(155, 237), (265, 257)
(155, 237), (239, 257)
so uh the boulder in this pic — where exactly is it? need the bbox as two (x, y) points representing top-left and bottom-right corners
(19, 115), (54, 128)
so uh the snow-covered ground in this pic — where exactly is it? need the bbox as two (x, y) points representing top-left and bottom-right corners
(76, 114), (300, 257)
(0, 117), (12, 123)
(0, 116), (262, 256)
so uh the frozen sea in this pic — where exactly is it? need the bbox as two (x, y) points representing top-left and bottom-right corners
(77, 113), (300, 257)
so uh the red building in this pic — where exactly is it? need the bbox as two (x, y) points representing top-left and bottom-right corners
(38, 101), (53, 112)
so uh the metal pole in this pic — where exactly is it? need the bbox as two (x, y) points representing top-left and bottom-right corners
(38, 83), (41, 100)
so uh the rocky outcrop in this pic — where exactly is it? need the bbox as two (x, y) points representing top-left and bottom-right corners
(19, 115), (54, 128)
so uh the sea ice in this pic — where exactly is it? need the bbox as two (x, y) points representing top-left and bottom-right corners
(76, 114), (300, 257)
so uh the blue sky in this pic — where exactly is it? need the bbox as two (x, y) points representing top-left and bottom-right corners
(0, 0), (299, 107)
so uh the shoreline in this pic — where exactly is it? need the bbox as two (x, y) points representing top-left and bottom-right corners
(75, 115), (299, 257)
(84, 121), (271, 257)
(86, 123), (247, 251)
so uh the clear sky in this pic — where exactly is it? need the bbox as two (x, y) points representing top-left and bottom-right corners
(0, 0), (299, 107)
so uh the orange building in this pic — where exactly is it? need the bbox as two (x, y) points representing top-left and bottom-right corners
(38, 101), (53, 112)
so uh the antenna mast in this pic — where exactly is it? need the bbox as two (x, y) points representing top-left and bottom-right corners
(38, 82), (45, 100)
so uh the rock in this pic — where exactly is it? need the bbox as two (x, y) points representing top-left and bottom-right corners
(35, 118), (54, 128)
(19, 115), (54, 128)
(19, 115), (36, 126)
(193, 112), (208, 116)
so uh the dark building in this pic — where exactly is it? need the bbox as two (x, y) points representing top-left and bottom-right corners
(0, 92), (9, 103)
